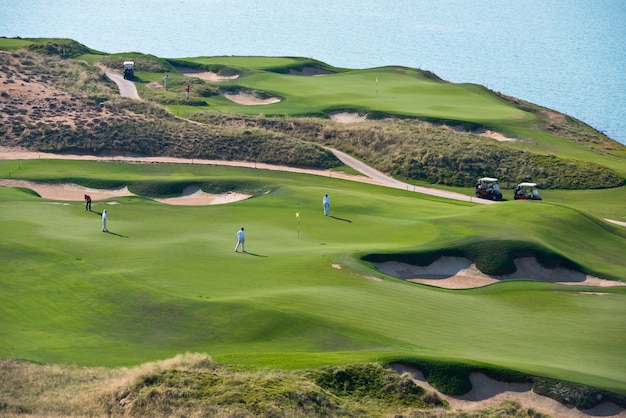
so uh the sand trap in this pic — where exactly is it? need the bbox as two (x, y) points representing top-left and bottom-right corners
(329, 111), (368, 123)
(177, 67), (239, 82)
(445, 125), (517, 142)
(480, 129), (517, 142)
(0, 180), (249, 206)
(223, 91), (281, 105)
(154, 185), (250, 205)
(0, 179), (135, 201)
(390, 363), (626, 418)
(374, 256), (626, 289)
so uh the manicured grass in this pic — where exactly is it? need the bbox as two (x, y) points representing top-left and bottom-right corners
(0, 37), (33, 50)
(136, 58), (528, 124)
(1, 159), (626, 395)
(174, 56), (317, 71)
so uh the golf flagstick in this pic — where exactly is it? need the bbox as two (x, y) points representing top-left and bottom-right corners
(295, 211), (300, 239)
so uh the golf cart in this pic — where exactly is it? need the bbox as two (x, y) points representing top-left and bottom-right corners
(514, 182), (542, 200)
(475, 177), (502, 200)
(123, 61), (134, 80)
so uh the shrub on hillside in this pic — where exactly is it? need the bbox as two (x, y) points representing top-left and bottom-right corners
(198, 114), (624, 190)
(26, 38), (97, 58)
(312, 363), (444, 407)
(533, 377), (626, 410)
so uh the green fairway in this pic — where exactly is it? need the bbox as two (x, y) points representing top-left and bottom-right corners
(134, 55), (529, 124)
(1, 159), (626, 395)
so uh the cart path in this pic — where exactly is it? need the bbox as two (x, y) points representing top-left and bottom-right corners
(98, 64), (141, 100)
(328, 148), (492, 204)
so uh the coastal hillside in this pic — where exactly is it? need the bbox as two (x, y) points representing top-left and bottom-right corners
(2, 38), (626, 418)
(1, 37), (624, 189)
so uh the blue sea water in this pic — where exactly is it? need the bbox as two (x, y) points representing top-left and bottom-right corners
(1, 0), (625, 143)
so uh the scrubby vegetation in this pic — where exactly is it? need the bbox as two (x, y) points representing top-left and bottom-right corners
(3, 355), (621, 416)
(1, 43), (625, 189)
(25, 37), (103, 59)
(0, 354), (562, 417)
(192, 113), (624, 189)
(0, 50), (337, 168)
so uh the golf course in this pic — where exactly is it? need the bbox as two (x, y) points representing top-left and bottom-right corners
(1, 38), (626, 417)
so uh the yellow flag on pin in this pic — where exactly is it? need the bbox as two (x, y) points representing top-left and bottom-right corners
(295, 211), (300, 218)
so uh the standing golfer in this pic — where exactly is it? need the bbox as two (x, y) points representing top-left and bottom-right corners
(185, 84), (190, 101)
(84, 194), (92, 211)
(163, 74), (169, 90)
(102, 209), (108, 232)
(323, 194), (330, 216)
(235, 227), (245, 252)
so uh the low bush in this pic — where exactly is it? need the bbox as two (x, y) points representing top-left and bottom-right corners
(533, 377), (626, 410)
(312, 363), (443, 407)
(25, 38), (99, 58)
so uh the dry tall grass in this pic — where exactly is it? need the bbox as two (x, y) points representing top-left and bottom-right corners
(0, 354), (551, 417)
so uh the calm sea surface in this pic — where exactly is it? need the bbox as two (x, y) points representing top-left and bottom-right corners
(1, 0), (625, 143)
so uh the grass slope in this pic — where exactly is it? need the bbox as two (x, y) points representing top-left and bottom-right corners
(1, 160), (626, 397)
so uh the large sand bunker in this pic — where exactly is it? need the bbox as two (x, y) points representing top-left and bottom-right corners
(223, 90), (281, 105)
(374, 256), (626, 289)
(0, 180), (249, 206)
(390, 363), (626, 418)
(177, 67), (239, 82)
(329, 111), (368, 123)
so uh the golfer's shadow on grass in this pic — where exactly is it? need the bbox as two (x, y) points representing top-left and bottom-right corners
(241, 251), (267, 257)
(103, 230), (128, 238)
(330, 215), (352, 223)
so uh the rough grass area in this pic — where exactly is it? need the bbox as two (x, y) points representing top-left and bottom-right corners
(1, 45), (624, 189)
(0, 355), (448, 417)
(0, 50), (339, 169)
(191, 113), (625, 189)
(0, 354), (571, 417)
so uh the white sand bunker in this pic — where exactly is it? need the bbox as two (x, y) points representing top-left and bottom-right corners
(223, 90), (281, 106)
(154, 185), (250, 205)
(444, 125), (517, 142)
(177, 67), (239, 82)
(479, 129), (517, 142)
(390, 363), (626, 418)
(329, 111), (368, 123)
(374, 256), (626, 289)
(0, 180), (250, 206)
(0, 179), (134, 201)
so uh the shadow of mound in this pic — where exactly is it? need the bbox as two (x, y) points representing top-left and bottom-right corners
(288, 66), (336, 76)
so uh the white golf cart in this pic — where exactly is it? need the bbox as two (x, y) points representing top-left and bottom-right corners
(514, 182), (542, 200)
(474, 177), (502, 200)
(123, 61), (135, 80)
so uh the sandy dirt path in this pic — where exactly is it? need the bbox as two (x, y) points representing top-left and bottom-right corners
(328, 148), (491, 204)
(98, 64), (141, 100)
